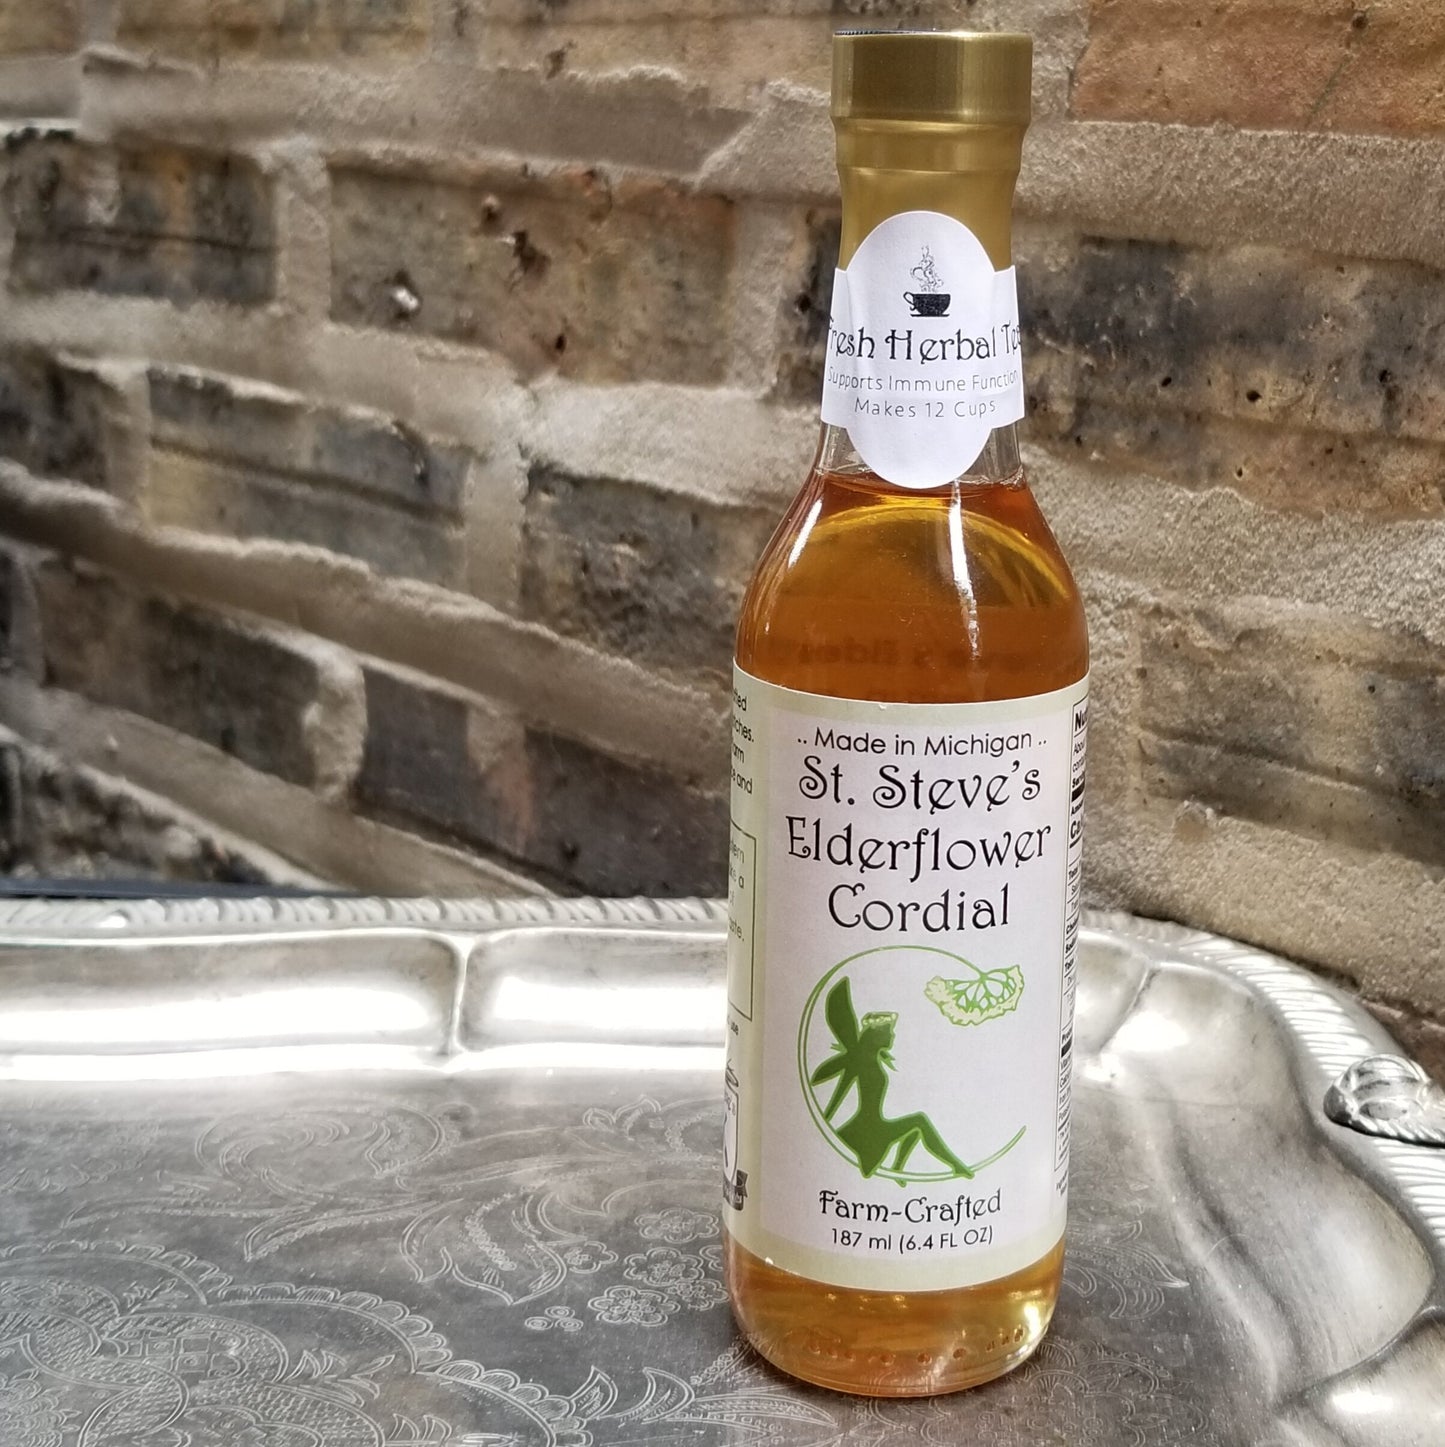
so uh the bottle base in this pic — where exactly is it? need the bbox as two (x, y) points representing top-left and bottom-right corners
(724, 1234), (1063, 1398)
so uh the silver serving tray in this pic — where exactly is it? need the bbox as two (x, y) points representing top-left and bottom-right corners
(0, 898), (1440, 1446)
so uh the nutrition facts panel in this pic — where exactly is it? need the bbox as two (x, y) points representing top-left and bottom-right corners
(1056, 692), (1088, 1189)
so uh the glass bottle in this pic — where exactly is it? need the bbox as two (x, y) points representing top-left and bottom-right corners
(723, 30), (1089, 1397)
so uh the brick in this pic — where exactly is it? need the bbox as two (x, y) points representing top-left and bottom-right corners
(1030, 403), (1445, 518)
(146, 369), (468, 586)
(355, 668), (520, 854)
(437, 66), (751, 178)
(0, 552), (19, 671)
(33, 562), (348, 788)
(5, 137), (275, 307)
(1073, 0), (1445, 136)
(464, 0), (807, 22)
(1025, 235), (1445, 442)
(117, 0), (429, 59)
(460, 0), (959, 21)
(356, 666), (727, 893)
(523, 728), (727, 895)
(330, 163), (736, 384)
(150, 370), (467, 513)
(1021, 232), (1445, 513)
(0, 544), (41, 677)
(522, 465), (775, 678)
(1138, 601), (1445, 869)
(0, 2), (80, 55)
(773, 210), (838, 403)
(147, 455), (467, 587)
(474, 16), (833, 106)
(0, 737), (282, 885)
(0, 350), (127, 491)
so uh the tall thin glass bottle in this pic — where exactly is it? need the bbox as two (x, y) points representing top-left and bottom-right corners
(723, 31), (1088, 1397)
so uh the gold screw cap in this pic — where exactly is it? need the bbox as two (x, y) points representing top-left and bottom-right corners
(832, 30), (1032, 126)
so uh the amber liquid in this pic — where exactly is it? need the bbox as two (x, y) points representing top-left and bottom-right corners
(727, 438), (1088, 1396)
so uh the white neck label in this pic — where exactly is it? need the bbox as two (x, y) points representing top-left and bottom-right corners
(820, 211), (1026, 489)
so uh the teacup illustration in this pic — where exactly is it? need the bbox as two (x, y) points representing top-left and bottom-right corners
(905, 246), (950, 316)
(904, 291), (951, 317)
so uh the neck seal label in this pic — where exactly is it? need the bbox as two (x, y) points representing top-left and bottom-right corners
(821, 210), (1026, 488)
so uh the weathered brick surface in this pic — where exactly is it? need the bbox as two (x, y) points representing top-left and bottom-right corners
(117, 0), (429, 58)
(774, 210), (838, 403)
(0, 551), (20, 672)
(0, 734), (283, 884)
(0, 3), (80, 55)
(1073, 0), (1445, 137)
(331, 164), (735, 383)
(1022, 232), (1445, 514)
(0, 544), (41, 677)
(5, 137), (275, 307)
(1138, 602), (1445, 868)
(433, 66), (752, 177)
(475, 15), (832, 107)
(147, 369), (468, 585)
(1031, 405), (1445, 518)
(355, 668), (519, 856)
(33, 562), (350, 788)
(462, 0), (962, 23)
(524, 727), (727, 895)
(357, 665), (727, 893)
(0, 351), (126, 492)
(466, 0), (804, 22)
(522, 465), (775, 677)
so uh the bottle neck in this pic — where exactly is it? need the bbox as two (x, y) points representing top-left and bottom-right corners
(824, 121), (1026, 489)
(815, 419), (1021, 488)
(836, 121), (1023, 270)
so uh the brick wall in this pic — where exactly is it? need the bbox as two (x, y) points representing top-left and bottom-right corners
(0, 1), (1441, 1043)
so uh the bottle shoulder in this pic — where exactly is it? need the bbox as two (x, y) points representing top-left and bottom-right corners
(736, 469), (1088, 702)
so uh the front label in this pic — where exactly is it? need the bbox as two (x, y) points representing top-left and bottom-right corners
(820, 210), (1026, 491)
(726, 670), (1087, 1293)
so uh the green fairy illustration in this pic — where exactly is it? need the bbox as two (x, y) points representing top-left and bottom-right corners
(808, 977), (974, 1181)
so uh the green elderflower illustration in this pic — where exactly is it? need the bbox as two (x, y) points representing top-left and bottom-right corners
(924, 964), (1024, 1026)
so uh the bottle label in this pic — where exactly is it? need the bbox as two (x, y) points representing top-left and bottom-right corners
(725, 668), (1087, 1293)
(820, 210), (1025, 491)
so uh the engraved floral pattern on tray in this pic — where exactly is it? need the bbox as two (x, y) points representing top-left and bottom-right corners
(0, 1240), (589, 1447)
(0, 1238), (846, 1447)
(0, 1118), (162, 1194)
(0, 1083), (1226, 1446)
(58, 1094), (730, 1331)
(1063, 1168), (1189, 1322)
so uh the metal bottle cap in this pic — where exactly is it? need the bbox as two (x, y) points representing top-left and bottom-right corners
(832, 30), (1032, 126)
